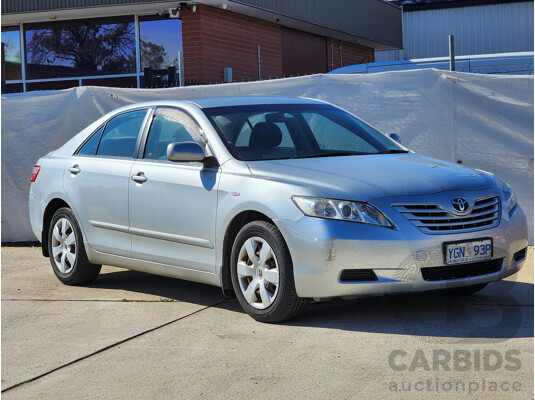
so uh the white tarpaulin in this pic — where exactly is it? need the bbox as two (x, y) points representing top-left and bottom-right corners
(2, 69), (533, 243)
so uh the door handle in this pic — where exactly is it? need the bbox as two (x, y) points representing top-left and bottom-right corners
(68, 165), (81, 174)
(131, 172), (147, 183)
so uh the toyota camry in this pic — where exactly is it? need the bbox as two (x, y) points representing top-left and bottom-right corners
(28, 97), (528, 322)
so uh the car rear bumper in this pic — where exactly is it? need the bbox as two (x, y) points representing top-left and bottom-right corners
(28, 188), (44, 242)
(276, 204), (528, 299)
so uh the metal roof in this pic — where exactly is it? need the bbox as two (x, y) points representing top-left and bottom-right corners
(229, 0), (402, 49)
(389, 0), (531, 11)
(1, 0), (402, 50)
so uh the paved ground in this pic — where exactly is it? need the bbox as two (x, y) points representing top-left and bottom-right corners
(2, 246), (533, 399)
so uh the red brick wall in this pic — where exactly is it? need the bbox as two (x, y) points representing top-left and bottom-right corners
(181, 5), (376, 83)
(326, 39), (375, 72)
(281, 27), (327, 76)
(182, 5), (282, 84)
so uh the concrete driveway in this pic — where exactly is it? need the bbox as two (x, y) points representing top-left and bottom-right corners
(2, 246), (533, 399)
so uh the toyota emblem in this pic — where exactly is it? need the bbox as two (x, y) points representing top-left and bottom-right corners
(451, 197), (469, 213)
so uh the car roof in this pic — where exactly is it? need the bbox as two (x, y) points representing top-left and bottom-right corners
(107, 96), (329, 117)
(185, 96), (325, 108)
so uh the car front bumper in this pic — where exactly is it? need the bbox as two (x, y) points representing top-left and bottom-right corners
(276, 197), (528, 299)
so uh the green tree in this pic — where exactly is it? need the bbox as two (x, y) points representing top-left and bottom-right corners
(140, 39), (168, 69)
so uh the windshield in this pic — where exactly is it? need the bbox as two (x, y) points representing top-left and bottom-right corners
(203, 103), (404, 161)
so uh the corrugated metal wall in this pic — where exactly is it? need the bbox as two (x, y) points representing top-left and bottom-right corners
(376, 1), (534, 61)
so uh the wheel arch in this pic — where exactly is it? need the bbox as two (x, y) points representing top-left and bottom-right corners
(41, 198), (72, 257)
(220, 210), (274, 295)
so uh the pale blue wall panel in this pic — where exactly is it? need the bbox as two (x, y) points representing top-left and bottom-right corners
(376, 2), (534, 61)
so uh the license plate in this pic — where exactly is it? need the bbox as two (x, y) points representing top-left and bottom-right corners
(444, 239), (493, 265)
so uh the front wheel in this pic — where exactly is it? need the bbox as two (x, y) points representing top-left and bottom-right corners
(230, 221), (308, 323)
(48, 207), (101, 285)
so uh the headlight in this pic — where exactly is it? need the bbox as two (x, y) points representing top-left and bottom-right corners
(502, 182), (517, 214)
(476, 170), (517, 215)
(292, 196), (393, 227)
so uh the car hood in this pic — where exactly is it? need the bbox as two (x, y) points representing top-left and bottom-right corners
(246, 154), (496, 201)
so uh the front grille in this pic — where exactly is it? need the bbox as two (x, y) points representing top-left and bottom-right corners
(339, 269), (378, 282)
(421, 259), (503, 281)
(394, 195), (500, 234)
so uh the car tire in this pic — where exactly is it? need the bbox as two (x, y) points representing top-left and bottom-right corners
(442, 283), (488, 295)
(48, 207), (101, 285)
(230, 220), (308, 323)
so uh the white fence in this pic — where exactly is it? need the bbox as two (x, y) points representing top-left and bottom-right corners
(335, 52), (534, 75)
(2, 69), (533, 243)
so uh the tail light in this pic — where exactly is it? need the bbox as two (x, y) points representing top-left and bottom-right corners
(30, 165), (41, 182)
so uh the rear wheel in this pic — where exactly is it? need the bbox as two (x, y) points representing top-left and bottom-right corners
(230, 221), (308, 323)
(48, 207), (101, 285)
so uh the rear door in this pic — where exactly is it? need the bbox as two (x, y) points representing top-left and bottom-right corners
(128, 106), (219, 273)
(64, 108), (150, 257)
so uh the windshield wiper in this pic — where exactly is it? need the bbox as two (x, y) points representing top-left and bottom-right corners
(375, 149), (409, 154)
(291, 152), (365, 159)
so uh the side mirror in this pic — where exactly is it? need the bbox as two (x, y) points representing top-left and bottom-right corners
(388, 133), (401, 144)
(167, 142), (205, 162)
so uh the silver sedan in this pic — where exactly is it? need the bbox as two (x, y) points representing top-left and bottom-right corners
(28, 97), (528, 322)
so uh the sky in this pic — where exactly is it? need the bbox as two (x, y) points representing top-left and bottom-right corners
(141, 19), (183, 66)
(1, 30), (21, 63)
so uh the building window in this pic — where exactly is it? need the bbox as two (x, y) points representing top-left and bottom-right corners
(2, 15), (182, 93)
(139, 17), (182, 70)
(81, 76), (137, 88)
(25, 17), (136, 80)
(1, 27), (22, 80)
(27, 80), (80, 92)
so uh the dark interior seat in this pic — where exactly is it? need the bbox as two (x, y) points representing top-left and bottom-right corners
(249, 122), (282, 149)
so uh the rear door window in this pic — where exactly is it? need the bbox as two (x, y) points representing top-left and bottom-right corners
(96, 109), (148, 158)
(77, 125), (104, 156)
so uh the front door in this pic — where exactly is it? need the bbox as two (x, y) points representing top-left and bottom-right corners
(128, 107), (219, 273)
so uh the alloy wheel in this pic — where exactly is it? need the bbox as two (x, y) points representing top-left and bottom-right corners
(51, 217), (76, 274)
(236, 236), (280, 309)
